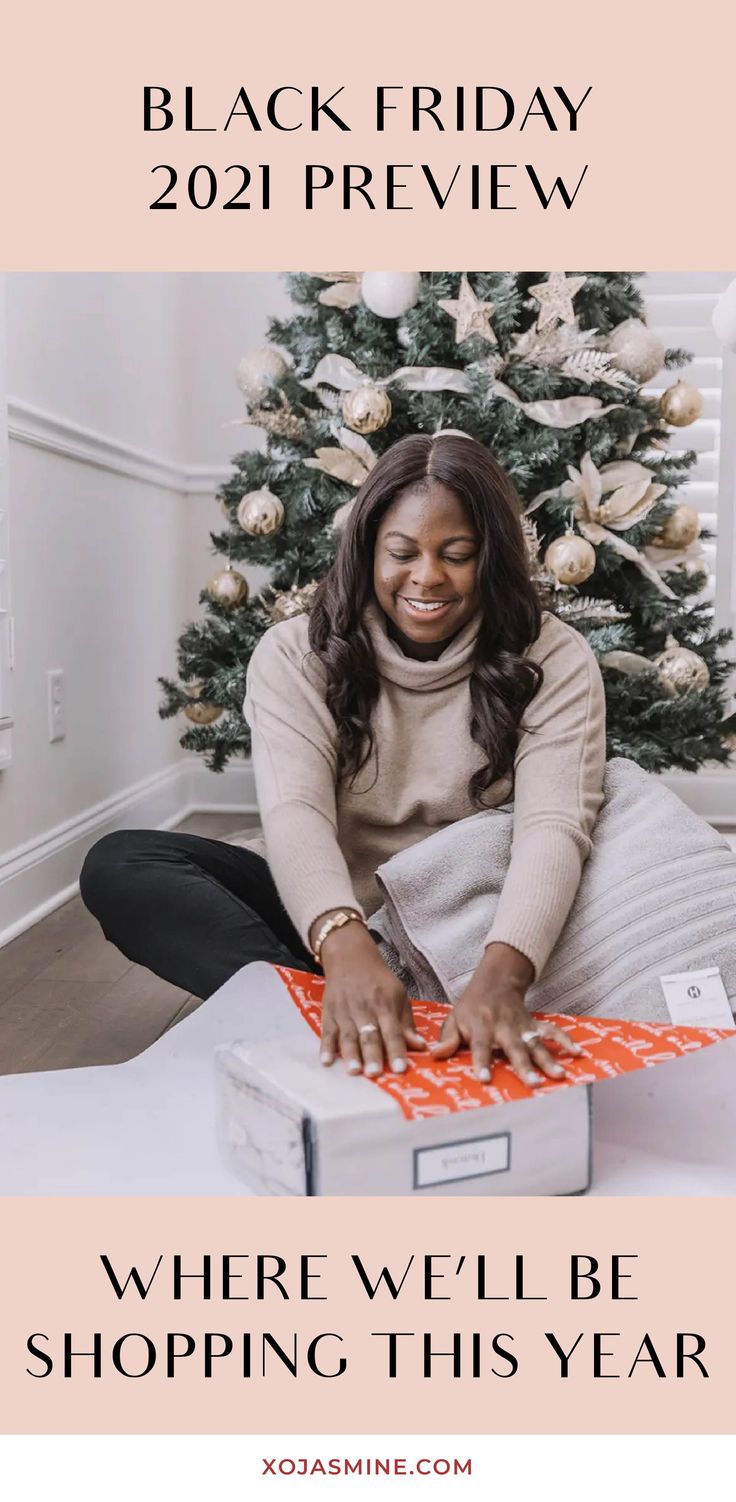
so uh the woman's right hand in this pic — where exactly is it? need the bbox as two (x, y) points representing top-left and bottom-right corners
(316, 919), (427, 1077)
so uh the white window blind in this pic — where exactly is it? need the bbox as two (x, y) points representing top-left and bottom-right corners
(642, 271), (734, 625)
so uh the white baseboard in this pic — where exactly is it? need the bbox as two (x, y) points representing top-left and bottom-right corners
(0, 753), (733, 950)
(0, 758), (257, 949)
(0, 762), (187, 948)
(188, 762), (736, 826)
(659, 766), (736, 828)
(179, 757), (257, 813)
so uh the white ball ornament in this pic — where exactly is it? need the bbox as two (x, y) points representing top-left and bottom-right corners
(361, 272), (422, 319)
(237, 488), (285, 536)
(236, 347), (288, 404)
(712, 276), (736, 353)
(544, 532), (596, 587)
(607, 320), (665, 384)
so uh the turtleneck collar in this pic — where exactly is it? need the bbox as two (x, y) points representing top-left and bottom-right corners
(362, 598), (481, 692)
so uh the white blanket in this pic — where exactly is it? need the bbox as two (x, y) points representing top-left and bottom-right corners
(369, 758), (736, 1022)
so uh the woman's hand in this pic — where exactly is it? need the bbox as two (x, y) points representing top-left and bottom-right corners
(431, 942), (582, 1086)
(315, 918), (427, 1077)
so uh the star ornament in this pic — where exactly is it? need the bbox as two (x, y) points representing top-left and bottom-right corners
(438, 274), (498, 346)
(528, 272), (586, 331)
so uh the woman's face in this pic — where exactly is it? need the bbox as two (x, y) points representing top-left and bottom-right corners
(373, 480), (480, 657)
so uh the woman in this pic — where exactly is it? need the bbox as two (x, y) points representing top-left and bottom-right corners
(81, 433), (606, 1087)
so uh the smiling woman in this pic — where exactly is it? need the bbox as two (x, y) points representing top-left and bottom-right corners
(244, 433), (605, 1084)
(81, 434), (605, 1095)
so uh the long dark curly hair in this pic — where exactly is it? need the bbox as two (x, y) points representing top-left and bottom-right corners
(308, 433), (543, 804)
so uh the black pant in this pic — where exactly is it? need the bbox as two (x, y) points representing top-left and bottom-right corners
(79, 830), (320, 1000)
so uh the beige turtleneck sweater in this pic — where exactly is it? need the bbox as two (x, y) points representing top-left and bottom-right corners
(243, 601), (607, 982)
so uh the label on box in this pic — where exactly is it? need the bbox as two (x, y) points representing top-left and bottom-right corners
(659, 966), (735, 1030)
(413, 1131), (510, 1188)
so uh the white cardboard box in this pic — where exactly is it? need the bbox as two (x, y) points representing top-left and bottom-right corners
(215, 976), (592, 1196)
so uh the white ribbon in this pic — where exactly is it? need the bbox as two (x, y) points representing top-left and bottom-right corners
(493, 382), (626, 428)
(578, 519), (677, 599)
(302, 353), (471, 396)
(303, 359), (628, 423)
(600, 650), (657, 675)
(644, 540), (707, 576)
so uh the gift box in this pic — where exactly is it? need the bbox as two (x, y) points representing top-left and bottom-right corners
(215, 967), (593, 1195)
(216, 966), (734, 1198)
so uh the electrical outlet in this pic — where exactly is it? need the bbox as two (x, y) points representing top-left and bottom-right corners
(47, 668), (66, 742)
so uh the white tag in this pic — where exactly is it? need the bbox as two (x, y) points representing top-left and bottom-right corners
(414, 1132), (510, 1188)
(659, 966), (735, 1030)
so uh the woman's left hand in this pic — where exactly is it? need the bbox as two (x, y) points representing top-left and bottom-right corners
(430, 943), (582, 1086)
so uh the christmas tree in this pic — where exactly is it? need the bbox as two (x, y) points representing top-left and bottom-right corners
(159, 272), (735, 772)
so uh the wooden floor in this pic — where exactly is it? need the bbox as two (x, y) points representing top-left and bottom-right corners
(0, 813), (257, 1077)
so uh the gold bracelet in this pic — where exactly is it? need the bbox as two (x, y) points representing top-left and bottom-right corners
(312, 909), (366, 964)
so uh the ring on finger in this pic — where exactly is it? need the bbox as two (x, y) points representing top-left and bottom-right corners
(358, 1023), (379, 1037)
(521, 1028), (542, 1045)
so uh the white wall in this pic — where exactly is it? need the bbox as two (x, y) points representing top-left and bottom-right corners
(180, 273), (289, 618)
(181, 272), (291, 468)
(0, 272), (287, 942)
(0, 276), (192, 940)
(6, 274), (188, 460)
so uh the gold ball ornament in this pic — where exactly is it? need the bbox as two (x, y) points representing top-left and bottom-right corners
(342, 383), (392, 434)
(607, 320), (665, 383)
(659, 380), (704, 427)
(183, 700), (223, 725)
(206, 567), (249, 607)
(236, 346), (289, 404)
(544, 532), (597, 586)
(237, 487), (285, 536)
(650, 503), (700, 550)
(654, 636), (710, 696)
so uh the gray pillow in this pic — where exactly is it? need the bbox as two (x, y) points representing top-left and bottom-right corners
(368, 757), (736, 1023)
